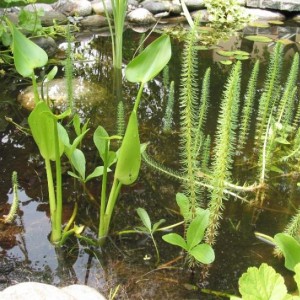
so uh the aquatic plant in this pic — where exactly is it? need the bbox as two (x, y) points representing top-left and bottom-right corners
(163, 80), (175, 133)
(205, 62), (241, 246)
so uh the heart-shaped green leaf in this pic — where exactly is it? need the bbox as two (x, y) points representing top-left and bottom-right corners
(125, 34), (171, 84)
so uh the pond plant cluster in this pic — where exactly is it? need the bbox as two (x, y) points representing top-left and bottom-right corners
(1, 0), (300, 299)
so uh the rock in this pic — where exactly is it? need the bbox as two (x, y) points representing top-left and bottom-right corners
(141, 0), (181, 14)
(55, 0), (92, 17)
(246, 0), (300, 12)
(24, 3), (54, 12)
(18, 78), (110, 111)
(30, 36), (58, 58)
(92, 0), (113, 15)
(191, 9), (210, 22)
(245, 8), (286, 21)
(80, 15), (108, 28)
(127, 8), (156, 24)
(175, 0), (206, 10)
(293, 14), (300, 22)
(40, 11), (68, 26)
(0, 282), (106, 300)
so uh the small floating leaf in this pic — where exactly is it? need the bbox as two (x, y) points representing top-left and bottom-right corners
(235, 55), (249, 60)
(278, 39), (294, 45)
(268, 20), (284, 25)
(217, 50), (235, 57)
(220, 60), (233, 65)
(244, 35), (273, 43)
(249, 21), (270, 28)
(233, 50), (250, 56)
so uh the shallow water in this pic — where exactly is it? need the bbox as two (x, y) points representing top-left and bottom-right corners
(0, 22), (300, 299)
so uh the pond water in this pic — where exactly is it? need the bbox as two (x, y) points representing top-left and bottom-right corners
(0, 21), (300, 299)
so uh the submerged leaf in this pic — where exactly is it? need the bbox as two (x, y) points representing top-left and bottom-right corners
(162, 233), (187, 250)
(220, 60), (233, 65)
(239, 263), (287, 300)
(189, 244), (215, 264)
(137, 208), (152, 232)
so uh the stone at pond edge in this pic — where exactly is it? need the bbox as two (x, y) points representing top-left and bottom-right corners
(40, 11), (68, 26)
(80, 15), (108, 28)
(92, 0), (113, 15)
(246, 0), (300, 12)
(245, 8), (286, 21)
(55, 0), (92, 17)
(127, 8), (156, 24)
(30, 36), (58, 58)
(140, 0), (181, 15)
(0, 282), (106, 300)
(24, 3), (54, 12)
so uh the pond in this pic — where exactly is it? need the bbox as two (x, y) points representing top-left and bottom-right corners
(1, 20), (300, 299)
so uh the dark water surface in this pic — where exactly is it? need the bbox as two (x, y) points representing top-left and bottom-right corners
(0, 22), (300, 299)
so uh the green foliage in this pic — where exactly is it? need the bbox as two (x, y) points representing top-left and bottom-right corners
(238, 61), (260, 152)
(205, 62), (241, 245)
(0, 0), (56, 7)
(18, 7), (44, 34)
(125, 35), (172, 84)
(117, 100), (125, 137)
(7, 19), (48, 77)
(163, 208), (215, 265)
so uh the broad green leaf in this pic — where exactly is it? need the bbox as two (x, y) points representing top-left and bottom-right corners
(45, 66), (58, 83)
(152, 219), (165, 232)
(268, 20), (284, 25)
(125, 35), (171, 84)
(217, 50), (235, 57)
(57, 123), (70, 148)
(85, 166), (105, 182)
(294, 263), (300, 292)
(28, 101), (64, 161)
(7, 20), (48, 77)
(137, 208), (152, 232)
(70, 149), (86, 180)
(230, 297), (242, 300)
(235, 55), (249, 61)
(176, 193), (190, 220)
(186, 210), (209, 250)
(73, 114), (81, 136)
(234, 50), (250, 56)
(239, 263), (287, 300)
(67, 171), (80, 180)
(162, 233), (188, 251)
(107, 151), (117, 167)
(249, 21), (270, 28)
(274, 233), (300, 271)
(189, 244), (215, 264)
(244, 35), (273, 43)
(220, 60), (233, 65)
(115, 111), (141, 185)
(93, 126), (109, 161)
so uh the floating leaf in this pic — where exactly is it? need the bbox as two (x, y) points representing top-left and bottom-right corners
(217, 50), (235, 57)
(244, 35), (273, 43)
(234, 50), (250, 56)
(268, 20), (284, 25)
(249, 21), (270, 28)
(189, 244), (215, 264)
(238, 263), (287, 299)
(235, 55), (249, 61)
(162, 233), (187, 251)
(278, 39), (294, 45)
(7, 20), (48, 77)
(125, 34), (171, 83)
(220, 60), (233, 65)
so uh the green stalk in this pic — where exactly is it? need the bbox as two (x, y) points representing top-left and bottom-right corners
(45, 159), (60, 242)
(31, 72), (39, 104)
(98, 140), (109, 238)
(133, 83), (145, 112)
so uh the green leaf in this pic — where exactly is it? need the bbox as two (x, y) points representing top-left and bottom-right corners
(220, 60), (233, 65)
(249, 21), (270, 28)
(274, 233), (300, 271)
(244, 35), (273, 43)
(162, 233), (188, 251)
(67, 171), (80, 180)
(125, 35), (171, 83)
(270, 165), (284, 174)
(93, 126), (109, 161)
(189, 244), (215, 264)
(176, 193), (190, 220)
(268, 20), (284, 25)
(45, 66), (58, 82)
(186, 210), (209, 250)
(70, 149), (86, 180)
(217, 50), (235, 57)
(239, 263), (287, 300)
(294, 263), (300, 292)
(85, 166), (105, 182)
(152, 219), (165, 232)
(275, 137), (290, 145)
(115, 111), (141, 185)
(7, 20), (48, 77)
(136, 208), (152, 233)
(28, 101), (64, 161)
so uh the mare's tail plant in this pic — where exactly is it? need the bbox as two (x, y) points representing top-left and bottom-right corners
(205, 62), (242, 246)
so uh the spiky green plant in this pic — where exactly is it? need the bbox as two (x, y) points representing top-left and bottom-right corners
(237, 60), (259, 152)
(163, 80), (175, 133)
(200, 135), (211, 173)
(179, 24), (201, 218)
(117, 100), (125, 137)
(255, 43), (283, 146)
(65, 23), (74, 111)
(205, 62), (242, 246)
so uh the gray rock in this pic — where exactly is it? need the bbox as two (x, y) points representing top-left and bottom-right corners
(40, 11), (68, 26)
(0, 282), (106, 300)
(245, 8), (286, 20)
(246, 0), (300, 11)
(293, 14), (300, 22)
(179, 0), (206, 10)
(127, 8), (156, 24)
(24, 3), (54, 12)
(92, 0), (113, 15)
(56, 0), (92, 17)
(80, 15), (108, 27)
(141, 0), (181, 14)
(31, 36), (58, 58)
(18, 78), (110, 111)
